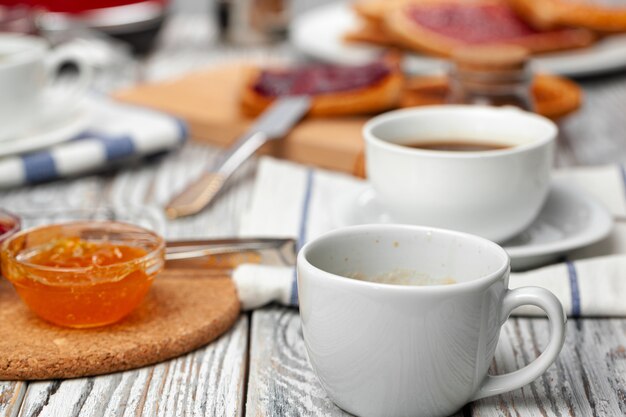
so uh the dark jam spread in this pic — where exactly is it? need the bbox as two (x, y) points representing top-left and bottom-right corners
(253, 61), (390, 97)
(0, 222), (11, 236)
(0, 217), (17, 239)
(406, 4), (542, 43)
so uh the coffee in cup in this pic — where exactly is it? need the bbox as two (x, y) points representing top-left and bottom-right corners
(347, 268), (456, 286)
(402, 138), (511, 152)
(297, 224), (566, 417)
(363, 106), (557, 242)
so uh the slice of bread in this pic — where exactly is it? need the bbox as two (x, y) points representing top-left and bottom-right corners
(352, 0), (412, 25)
(240, 55), (404, 117)
(507, 0), (626, 33)
(399, 73), (582, 120)
(344, 22), (397, 47)
(532, 74), (583, 119)
(383, 0), (596, 56)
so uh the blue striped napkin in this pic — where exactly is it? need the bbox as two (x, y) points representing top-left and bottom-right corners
(234, 158), (626, 317)
(0, 97), (187, 188)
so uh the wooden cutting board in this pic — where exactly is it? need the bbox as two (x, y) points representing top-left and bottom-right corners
(114, 65), (367, 176)
(0, 268), (240, 380)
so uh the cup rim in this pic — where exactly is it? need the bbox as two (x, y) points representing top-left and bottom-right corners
(0, 34), (47, 69)
(363, 105), (557, 159)
(298, 224), (510, 294)
(1, 220), (165, 276)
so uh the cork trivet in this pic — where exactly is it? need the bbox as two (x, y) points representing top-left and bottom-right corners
(0, 268), (240, 380)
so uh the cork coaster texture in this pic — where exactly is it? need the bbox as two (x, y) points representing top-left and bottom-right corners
(0, 269), (241, 380)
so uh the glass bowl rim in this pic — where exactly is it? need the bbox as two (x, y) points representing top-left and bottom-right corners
(1, 220), (165, 275)
(0, 208), (21, 242)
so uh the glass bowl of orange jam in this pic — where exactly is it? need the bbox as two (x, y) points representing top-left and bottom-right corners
(1, 221), (165, 328)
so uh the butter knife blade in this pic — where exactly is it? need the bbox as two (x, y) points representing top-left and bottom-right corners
(165, 237), (296, 266)
(165, 96), (311, 219)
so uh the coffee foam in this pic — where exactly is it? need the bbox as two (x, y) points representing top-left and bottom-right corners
(346, 268), (456, 286)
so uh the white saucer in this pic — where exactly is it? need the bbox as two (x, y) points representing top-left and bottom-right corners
(336, 180), (613, 270)
(0, 106), (91, 158)
(291, 2), (626, 78)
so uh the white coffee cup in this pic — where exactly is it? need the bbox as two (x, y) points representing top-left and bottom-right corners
(363, 106), (557, 242)
(0, 33), (93, 142)
(298, 224), (566, 417)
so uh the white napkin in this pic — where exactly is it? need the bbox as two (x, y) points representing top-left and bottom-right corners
(0, 97), (186, 188)
(235, 158), (626, 316)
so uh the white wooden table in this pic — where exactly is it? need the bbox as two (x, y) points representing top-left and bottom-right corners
(2, 1), (626, 415)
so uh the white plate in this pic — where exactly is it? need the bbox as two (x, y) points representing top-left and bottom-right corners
(336, 180), (613, 270)
(291, 2), (626, 77)
(0, 105), (91, 158)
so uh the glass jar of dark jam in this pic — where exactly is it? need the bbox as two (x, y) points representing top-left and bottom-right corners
(447, 45), (535, 111)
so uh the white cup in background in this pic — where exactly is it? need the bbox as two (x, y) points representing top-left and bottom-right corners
(364, 106), (557, 242)
(0, 33), (93, 142)
(298, 224), (566, 417)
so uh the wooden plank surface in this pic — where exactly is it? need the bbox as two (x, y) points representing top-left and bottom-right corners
(245, 307), (352, 417)
(246, 311), (626, 417)
(246, 307), (465, 417)
(559, 74), (626, 167)
(0, 382), (26, 417)
(15, 317), (248, 417)
(472, 319), (626, 416)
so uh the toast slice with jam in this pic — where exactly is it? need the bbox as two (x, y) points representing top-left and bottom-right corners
(506, 0), (626, 33)
(240, 54), (403, 117)
(382, 0), (596, 56)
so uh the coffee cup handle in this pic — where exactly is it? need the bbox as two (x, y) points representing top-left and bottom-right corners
(41, 45), (94, 121)
(471, 287), (566, 401)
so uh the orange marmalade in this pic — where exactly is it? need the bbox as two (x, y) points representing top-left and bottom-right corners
(1, 222), (164, 328)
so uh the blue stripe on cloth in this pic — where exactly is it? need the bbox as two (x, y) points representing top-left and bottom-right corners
(99, 136), (135, 161)
(72, 132), (136, 161)
(290, 168), (315, 306)
(619, 164), (626, 195)
(291, 268), (299, 306)
(23, 152), (57, 183)
(566, 261), (581, 317)
(175, 118), (189, 143)
(71, 131), (95, 141)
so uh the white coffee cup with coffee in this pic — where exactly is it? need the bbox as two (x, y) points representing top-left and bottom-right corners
(363, 106), (557, 242)
(298, 224), (566, 417)
(0, 33), (93, 142)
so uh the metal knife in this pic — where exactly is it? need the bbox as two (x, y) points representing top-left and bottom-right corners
(164, 237), (296, 266)
(165, 96), (312, 219)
